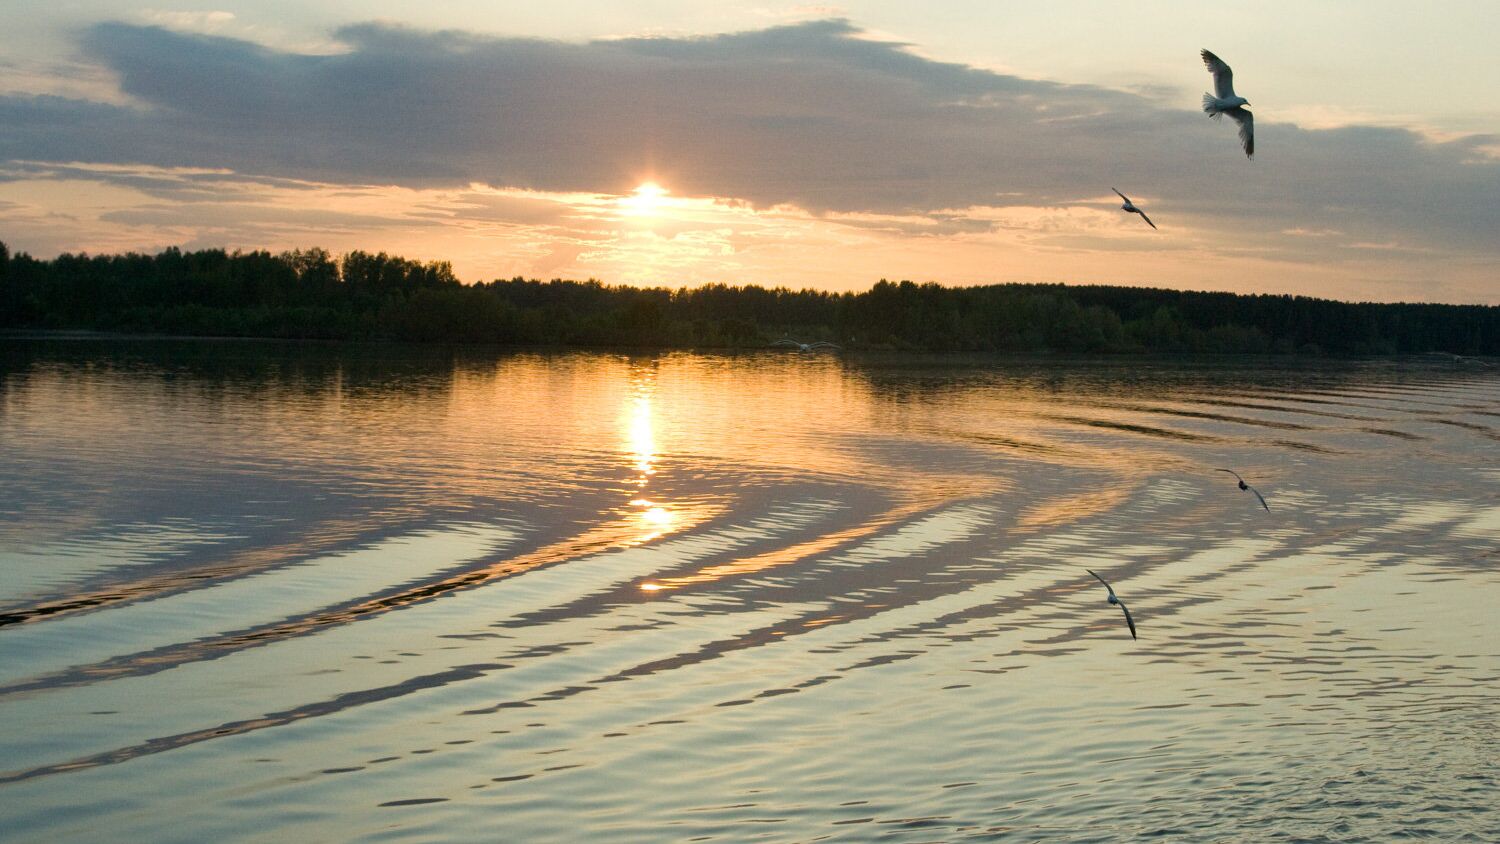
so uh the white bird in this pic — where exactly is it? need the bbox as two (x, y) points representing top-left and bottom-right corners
(1086, 569), (1137, 640)
(1112, 188), (1157, 230)
(1200, 49), (1254, 158)
(771, 339), (841, 352)
(1217, 468), (1269, 511)
(1426, 351), (1494, 368)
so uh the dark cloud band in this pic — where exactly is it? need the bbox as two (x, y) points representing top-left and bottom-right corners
(1, 19), (1497, 261)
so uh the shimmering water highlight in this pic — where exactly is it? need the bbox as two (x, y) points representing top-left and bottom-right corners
(1, 341), (1496, 842)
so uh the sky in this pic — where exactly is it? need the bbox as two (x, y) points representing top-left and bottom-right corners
(1, 2), (1497, 303)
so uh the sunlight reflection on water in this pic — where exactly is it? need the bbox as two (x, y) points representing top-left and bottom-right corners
(0, 341), (1497, 841)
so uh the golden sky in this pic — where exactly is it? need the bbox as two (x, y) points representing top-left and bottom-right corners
(1, 4), (1497, 303)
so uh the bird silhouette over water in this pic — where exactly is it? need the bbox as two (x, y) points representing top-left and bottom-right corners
(1086, 569), (1137, 640)
(1425, 351), (1494, 368)
(771, 339), (841, 352)
(1217, 468), (1269, 511)
(1201, 49), (1254, 158)
(1112, 188), (1157, 229)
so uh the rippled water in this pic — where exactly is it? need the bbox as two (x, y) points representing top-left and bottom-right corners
(1, 340), (1497, 842)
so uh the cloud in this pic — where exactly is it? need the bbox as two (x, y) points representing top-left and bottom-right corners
(0, 19), (1497, 301)
(138, 9), (236, 33)
(0, 57), (132, 106)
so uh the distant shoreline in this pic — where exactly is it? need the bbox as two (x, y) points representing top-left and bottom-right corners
(4, 244), (1499, 356)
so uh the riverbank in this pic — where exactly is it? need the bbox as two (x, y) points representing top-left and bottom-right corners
(5, 244), (1499, 355)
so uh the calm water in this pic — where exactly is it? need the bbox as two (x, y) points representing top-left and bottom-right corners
(1, 340), (1497, 842)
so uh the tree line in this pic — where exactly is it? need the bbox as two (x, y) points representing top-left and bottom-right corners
(1, 241), (1495, 354)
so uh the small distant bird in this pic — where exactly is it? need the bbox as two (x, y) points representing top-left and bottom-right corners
(1200, 49), (1254, 158)
(1217, 468), (1269, 511)
(1112, 188), (1157, 230)
(771, 339), (841, 352)
(1426, 351), (1494, 368)
(1086, 569), (1137, 640)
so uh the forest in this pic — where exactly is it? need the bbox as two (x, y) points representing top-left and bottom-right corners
(1, 242), (1496, 355)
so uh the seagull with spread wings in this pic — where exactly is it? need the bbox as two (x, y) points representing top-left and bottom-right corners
(771, 339), (841, 352)
(1201, 49), (1254, 158)
(1086, 569), (1137, 640)
(1217, 468), (1270, 511)
(1112, 188), (1157, 230)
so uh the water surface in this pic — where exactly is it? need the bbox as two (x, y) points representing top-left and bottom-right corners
(1, 340), (1497, 841)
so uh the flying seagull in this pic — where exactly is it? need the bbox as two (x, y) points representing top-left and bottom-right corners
(1201, 49), (1254, 158)
(1086, 569), (1137, 640)
(1217, 468), (1269, 511)
(771, 339), (841, 352)
(1112, 188), (1157, 230)
(1426, 351), (1494, 368)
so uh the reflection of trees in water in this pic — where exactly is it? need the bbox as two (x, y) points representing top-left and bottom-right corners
(0, 337), (549, 403)
(839, 353), (1473, 405)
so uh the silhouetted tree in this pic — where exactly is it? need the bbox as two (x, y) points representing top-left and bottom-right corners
(3, 244), (1497, 355)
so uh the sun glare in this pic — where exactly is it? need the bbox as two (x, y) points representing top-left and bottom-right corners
(621, 181), (668, 215)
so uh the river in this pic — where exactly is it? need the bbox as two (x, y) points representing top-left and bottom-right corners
(1, 339), (1496, 841)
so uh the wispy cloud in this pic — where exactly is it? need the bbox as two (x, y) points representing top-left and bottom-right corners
(138, 9), (237, 33)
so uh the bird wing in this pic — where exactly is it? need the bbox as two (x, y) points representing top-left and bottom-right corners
(1247, 484), (1270, 511)
(1117, 599), (1138, 640)
(1112, 187), (1130, 202)
(809, 342), (842, 350)
(1085, 568), (1115, 597)
(1216, 468), (1244, 483)
(1227, 107), (1255, 158)
(1201, 49), (1236, 99)
(1137, 209), (1157, 229)
(771, 339), (799, 348)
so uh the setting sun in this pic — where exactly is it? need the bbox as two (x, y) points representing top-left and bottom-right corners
(2, 3), (1498, 840)
(620, 181), (669, 215)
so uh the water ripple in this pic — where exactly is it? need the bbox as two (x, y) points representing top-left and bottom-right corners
(1, 343), (1496, 842)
